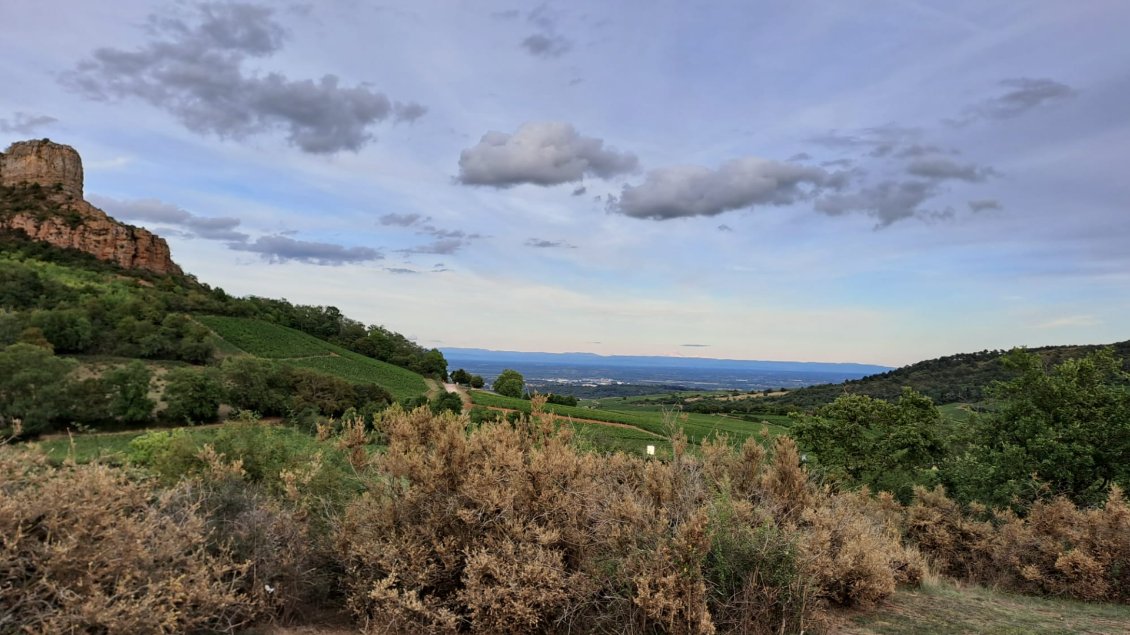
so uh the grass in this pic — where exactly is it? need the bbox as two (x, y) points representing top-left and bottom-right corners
(842, 578), (1130, 634)
(33, 426), (228, 465)
(197, 315), (428, 400)
(470, 390), (787, 444)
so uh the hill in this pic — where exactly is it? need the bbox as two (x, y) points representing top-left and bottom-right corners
(773, 340), (1130, 409)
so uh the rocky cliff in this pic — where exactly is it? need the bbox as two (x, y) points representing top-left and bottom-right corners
(0, 139), (182, 276)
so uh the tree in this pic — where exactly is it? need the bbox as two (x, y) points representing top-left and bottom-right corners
(430, 391), (463, 415)
(794, 388), (945, 502)
(221, 357), (289, 416)
(470, 375), (485, 389)
(944, 348), (1130, 507)
(0, 343), (77, 434)
(492, 369), (525, 398)
(105, 360), (155, 425)
(450, 368), (471, 385)
(162, 367), (223, 424)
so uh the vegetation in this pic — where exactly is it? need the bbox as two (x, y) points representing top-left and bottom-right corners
(492, 367), (525, 397)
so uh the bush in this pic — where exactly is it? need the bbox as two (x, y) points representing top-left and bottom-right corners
(338, 405), (914, 634)
(163, 366), (223, 424)
(0, 449), (262, 632)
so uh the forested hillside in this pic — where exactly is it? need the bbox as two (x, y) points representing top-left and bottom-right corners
(773, 341), (1130, 409)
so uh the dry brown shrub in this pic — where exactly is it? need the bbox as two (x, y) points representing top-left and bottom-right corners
(0, 448), (261, 633)
(339, 407), (919, 634)
(904, 485), (994, 581)
(904, 485), (1130, 602)
(986, 487), (1130, 601)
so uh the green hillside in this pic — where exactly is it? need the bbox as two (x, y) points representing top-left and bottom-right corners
(197, 316), (428, 400)
(773, 340), (1130, 409)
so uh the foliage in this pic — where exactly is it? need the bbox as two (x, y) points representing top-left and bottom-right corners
(430, 390), (463, 415)
(163, 366), (223, 424)
(905, 484), (1130, 603)
(0, 343), (77, 434)
(338, 406), (914, 634)
(470, 374), (485, 389)
(492, 368), (526, 398)
(450, 368), (471, 385)
(104, 360), (156, 425)
(0, 449), (263, 633)
(793, 388), (946, 502)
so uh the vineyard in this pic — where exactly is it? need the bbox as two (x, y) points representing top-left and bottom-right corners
(197, 315), (428, 400)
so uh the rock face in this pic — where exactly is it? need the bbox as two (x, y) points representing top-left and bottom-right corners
(0, 139), (84, 198)
(0, 139), (183, 276)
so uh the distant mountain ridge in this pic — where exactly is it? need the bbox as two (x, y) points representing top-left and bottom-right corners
(441, 347), (892, 374)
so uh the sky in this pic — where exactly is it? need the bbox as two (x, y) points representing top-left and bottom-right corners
(2, 0), (1128, 367)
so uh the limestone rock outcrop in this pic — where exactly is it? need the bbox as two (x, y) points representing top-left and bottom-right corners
(0, 139), (183, 276)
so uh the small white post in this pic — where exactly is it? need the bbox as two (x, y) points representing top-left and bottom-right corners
(646, 445), (656, 456)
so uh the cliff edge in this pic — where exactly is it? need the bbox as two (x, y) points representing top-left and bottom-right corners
(0, 139), (182, 276)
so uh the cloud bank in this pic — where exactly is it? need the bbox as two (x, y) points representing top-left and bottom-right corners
(64, 2), (424, 153)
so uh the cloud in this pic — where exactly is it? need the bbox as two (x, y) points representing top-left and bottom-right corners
(809, 124), (922, 158)
(787, 152), (812, 162)
(572, 185), (587, 196)
(378, 212), (424, 226)
(0, 112), (58, 134)
(458, 121), (638, 187)
(611, 158), (829, 220)
(717, 224), (733, 232)
(815, 180), (936, 226)
(968, 199), (1002, 212)
(229, 234), (382, 264)
(525, 238), (574, 248)
(89, 195), (248, 241)
(399, 238), (467, 255)
(63, 2), (423, 153)
(950, 78), (1075, 126)
(384, 267), (419, 274)
(907, 157), (996, 182)
(490, 9), (521, 20)
(680, 343), (710, 347)
(520, 33), (571, 58)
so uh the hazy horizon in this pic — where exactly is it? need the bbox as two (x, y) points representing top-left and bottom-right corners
(3, 1), (1128, 366)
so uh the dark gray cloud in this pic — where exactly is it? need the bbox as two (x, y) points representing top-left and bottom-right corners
(525, 238), (574, 248)
(520, 33), (571, 58)
(0, 112), (58, 134)
(950, 78), (1075, 126)
(64, 2), (423, 153)
(229, 234), (382, 264)
(384, 267), (419, 274)
(611, 158), (829, 220)
(378, 212), (424, 226)
(815, 180), (937, 226)
(572, 185), (587, 196)
(717, 224), (733, 232)
(907, 157), (996, 182)
(895, 144), (950, 158)
(820, 158), (854, 168)
(968, 199), (1002, 212)
(458, 121), (638, 187)
(89, 195), (249, 241)
(788, 152), (812, 162)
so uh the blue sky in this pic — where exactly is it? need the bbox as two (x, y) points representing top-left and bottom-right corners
(2, 1), (1128, 366)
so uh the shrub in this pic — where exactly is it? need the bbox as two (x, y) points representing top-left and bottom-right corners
(0, 449), (262, 632)
(163, 366), (223, 423)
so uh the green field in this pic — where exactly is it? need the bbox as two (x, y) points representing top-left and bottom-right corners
(470, 390), (787, 444)
(33, 426), (228, 465)
(197, 315), (428, 400)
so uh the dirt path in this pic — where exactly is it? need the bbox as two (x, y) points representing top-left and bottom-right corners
(443, 383), (474, 410)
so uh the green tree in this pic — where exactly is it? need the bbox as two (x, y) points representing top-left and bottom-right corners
(162, 367), (223, 424)
(944, 348), (1130, 507)
(450, 368), (471, 385)
(0, 343), (77, 434)
(492, 369), (525, 398)
(470, 374), (485, 389)
(794, 388), (945, 502)
(221, 357), (289, 416)
(104, 361), (155, 425)
(430, 391), (463, 415)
